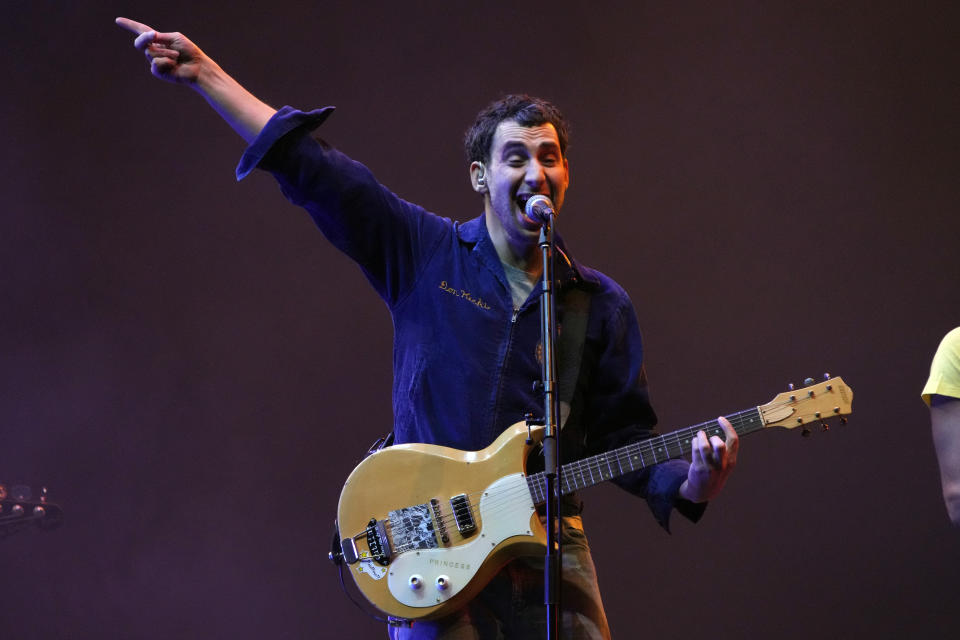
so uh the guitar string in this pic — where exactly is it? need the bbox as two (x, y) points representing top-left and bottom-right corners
(396, 407), (772, 541)
(384, 406), (768, 543)
(522, 409), (762, 501)
(393, 430), (832, 552)
(384, 411), (753, 549)
(382, 395), (842, 549)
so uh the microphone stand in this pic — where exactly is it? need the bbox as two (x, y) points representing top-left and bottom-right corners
(536, 214), (562, 640)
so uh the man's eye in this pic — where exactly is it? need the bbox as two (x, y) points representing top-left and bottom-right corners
(507, 157), (526, 166)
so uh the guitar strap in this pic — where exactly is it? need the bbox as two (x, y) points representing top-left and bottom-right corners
(556, 286), (592, 429)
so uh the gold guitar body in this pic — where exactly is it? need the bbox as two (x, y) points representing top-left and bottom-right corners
(336, 421), (547, 621)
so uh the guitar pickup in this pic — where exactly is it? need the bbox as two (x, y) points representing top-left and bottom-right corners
(450, 494), (476, 536)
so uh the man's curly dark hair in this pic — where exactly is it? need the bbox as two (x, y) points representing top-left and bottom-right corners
(464, 94), (570, 164)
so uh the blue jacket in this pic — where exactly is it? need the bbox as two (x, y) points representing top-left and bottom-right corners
(237, 107), (702, 529)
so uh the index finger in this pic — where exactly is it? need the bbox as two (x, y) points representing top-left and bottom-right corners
(717, 416), (739, 444)
(115, 17), (154, 35)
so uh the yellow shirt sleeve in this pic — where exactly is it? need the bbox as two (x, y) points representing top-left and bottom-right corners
(922, 327), (960, 406)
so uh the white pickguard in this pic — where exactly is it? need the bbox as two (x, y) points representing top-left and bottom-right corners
(386, 473), (535, 608)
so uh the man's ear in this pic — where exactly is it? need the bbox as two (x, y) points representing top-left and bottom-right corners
(470, 161), (487, 193)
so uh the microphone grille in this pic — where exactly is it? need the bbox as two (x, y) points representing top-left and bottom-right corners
(524, 195), (556, 223)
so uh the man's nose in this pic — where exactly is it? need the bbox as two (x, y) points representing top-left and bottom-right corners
(524, 161), (545, 187)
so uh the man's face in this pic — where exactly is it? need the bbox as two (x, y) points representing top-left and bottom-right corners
(473, 119), (569, 256)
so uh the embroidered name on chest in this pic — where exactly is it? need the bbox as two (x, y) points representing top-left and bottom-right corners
(438, 281), (492, 310)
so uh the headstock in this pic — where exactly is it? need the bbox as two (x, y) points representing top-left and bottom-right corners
(0, 484), (63, 539)
(758, 375), (853, 435)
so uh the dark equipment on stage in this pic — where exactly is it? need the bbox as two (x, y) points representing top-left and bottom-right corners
(0, 484), (63, 539)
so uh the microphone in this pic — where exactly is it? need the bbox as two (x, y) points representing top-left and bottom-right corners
(524, 195), (556, 225)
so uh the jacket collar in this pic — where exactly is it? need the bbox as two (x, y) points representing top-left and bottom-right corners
(455, 215), (600, 290)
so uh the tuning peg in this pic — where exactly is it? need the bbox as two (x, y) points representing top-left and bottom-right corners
(823, 373), (831, 380)
(801, 427), (811, 437)
(839, 416), (848, 426)
(820, 421), (830, 432)
(788, 382), (795, 391)
(804, 377), (815, 387)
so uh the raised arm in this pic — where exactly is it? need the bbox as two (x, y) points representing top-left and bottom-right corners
(115, 17), (276, 143)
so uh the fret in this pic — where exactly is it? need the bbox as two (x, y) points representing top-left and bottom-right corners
(626, 444), (644, 471)
(604, 454), (615, 479)
(652, 436), (668, 463)
(666, 433), (684, 458)
(638, 446), (652, 469)
(571, 462), (583, 490)
(525, 406), (767, 503)
(734, 408), (763, 435)
(528, 475), (542, 504)
(576, 461), (588, 490)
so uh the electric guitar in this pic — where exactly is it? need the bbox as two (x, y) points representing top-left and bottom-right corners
(0, 484), (63, 539)
(334, 376), (853, 621)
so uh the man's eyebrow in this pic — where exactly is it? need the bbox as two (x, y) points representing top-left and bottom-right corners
(499, 141), (527, 156)
(499, 140), (561, 156)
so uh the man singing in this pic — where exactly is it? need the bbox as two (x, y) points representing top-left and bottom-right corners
(116, 17), (739, 639)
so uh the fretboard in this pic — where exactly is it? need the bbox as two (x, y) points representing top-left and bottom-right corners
(525, 407), (764, 505)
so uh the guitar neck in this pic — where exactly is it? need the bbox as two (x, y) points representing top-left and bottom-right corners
(525, 407), (765, 504)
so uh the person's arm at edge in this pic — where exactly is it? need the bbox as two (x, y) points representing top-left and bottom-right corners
(931, 394), (960, 526)
(115, 17), (275, 143)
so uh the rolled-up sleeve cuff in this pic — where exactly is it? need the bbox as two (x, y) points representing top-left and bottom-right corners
(647, 459), (708, 532)
(235, 106), (335, 180)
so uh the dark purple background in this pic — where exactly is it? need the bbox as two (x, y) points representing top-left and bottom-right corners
(2, 2), (958, 638)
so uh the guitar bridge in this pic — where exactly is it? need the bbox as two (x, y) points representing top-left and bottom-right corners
(450, 493), (476, 536)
